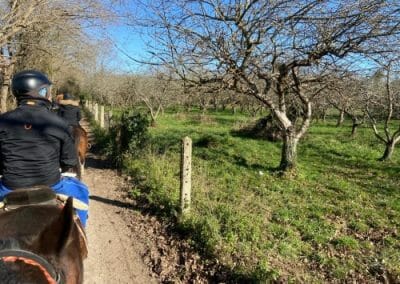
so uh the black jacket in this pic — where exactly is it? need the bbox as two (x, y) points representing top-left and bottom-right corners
(0, 101), (77, 189)
(57, 103), (81, 126)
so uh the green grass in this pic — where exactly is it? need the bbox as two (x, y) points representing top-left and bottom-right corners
(120, 111), (400, 282)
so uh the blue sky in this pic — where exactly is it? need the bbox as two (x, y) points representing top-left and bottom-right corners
(97, 25), (148, 73)
(91, 0), (154, 73)
(88, 0), (387, 75)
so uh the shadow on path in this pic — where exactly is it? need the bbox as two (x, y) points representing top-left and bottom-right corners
(90, 195), (133, 209)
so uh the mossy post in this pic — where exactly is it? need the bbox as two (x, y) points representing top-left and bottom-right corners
(108, 110), (113, 130)
(100, 105), (105, 128)
(94, 103), (99, 122)
(180, 136), (192, 216)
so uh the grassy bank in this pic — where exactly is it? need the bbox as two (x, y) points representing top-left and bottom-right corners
(118, 111), (399, 282)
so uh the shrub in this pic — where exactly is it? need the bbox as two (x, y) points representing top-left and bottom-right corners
(106, 111), (150, 167)
(232, 115), (283, 141)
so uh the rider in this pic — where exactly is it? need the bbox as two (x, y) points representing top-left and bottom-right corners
(0, 70), (89, 227)
(57, 92), (82, 128)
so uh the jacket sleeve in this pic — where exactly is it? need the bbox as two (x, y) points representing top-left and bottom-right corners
(0, 145), (2, 175)
(60, 128), (78, 169)
(77, 108), (81, 122)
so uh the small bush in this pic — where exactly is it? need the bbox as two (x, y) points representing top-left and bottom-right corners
(120, 111), (149, 155)
(232, 115), (283, 141)
(106, 111), (150, 167)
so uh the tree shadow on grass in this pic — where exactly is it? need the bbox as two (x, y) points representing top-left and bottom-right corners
(301, 142), (400, 196)
(232, 154), (281, 173)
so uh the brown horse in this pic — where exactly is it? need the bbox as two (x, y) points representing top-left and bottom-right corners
(0, 197), (87, 283)
(71, 126), (89, 180)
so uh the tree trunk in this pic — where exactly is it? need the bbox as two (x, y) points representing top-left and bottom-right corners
(184, 102), (191, 112)
(279, 129), (298, 171)
(351, 118), (360, 137)
(351, 123), (358, 137)
(336, 109), (345, 127)
(0, 83), (9, 113)
(200, 98), (207, 114)
(212, 98), (218, 111)
(0, 64), (13, 113)
(379, 140), (396, 161)
(149, 110), (157, 127)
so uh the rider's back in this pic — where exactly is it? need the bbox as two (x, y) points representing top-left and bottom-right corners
(58, 97), (81, 127)
(0, 101), (77, 189)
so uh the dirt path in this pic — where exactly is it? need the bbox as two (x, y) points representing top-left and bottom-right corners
(80, 120), (157, 284)
(79, 119), (224, 283)
(82, 159), (157, 284)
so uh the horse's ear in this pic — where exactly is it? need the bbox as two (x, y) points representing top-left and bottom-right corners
(38, 197), (74, 255)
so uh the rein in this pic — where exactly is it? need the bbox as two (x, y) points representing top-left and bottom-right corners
(0, 249), (63, 284)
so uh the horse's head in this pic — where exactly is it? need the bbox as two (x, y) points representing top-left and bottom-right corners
(72, 126), (89, 180)
(0, 198), (86, 283)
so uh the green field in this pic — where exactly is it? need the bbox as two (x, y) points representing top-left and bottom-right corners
(118, 110), (399, 282)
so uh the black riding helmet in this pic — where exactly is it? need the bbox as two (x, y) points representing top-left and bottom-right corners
(11, 70), (52, 102)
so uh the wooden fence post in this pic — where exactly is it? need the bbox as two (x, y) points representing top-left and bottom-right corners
(100, 105), (105, 128)
(108, 110), (113, 129)
(94, 103), (99, 121)
(180, 136), (192, 215)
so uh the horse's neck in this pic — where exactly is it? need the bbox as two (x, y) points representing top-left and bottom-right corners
(0, 202), (85, 283)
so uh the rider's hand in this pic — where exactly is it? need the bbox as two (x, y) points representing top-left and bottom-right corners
(61, 166), (75, 173)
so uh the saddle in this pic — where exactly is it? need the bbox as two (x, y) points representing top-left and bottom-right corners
(0, 186), (57, 211)
(0, 186), (88, 258)
(0, 183), (88, 212)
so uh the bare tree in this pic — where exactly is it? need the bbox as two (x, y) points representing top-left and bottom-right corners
(365, 61), (400, 161)
(312, 96), (329, 123)
(130, 0), (400, 171)
(0, 0), (112, 112)
(130, 72), (181, 125)
(326, 75), (366, 136)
